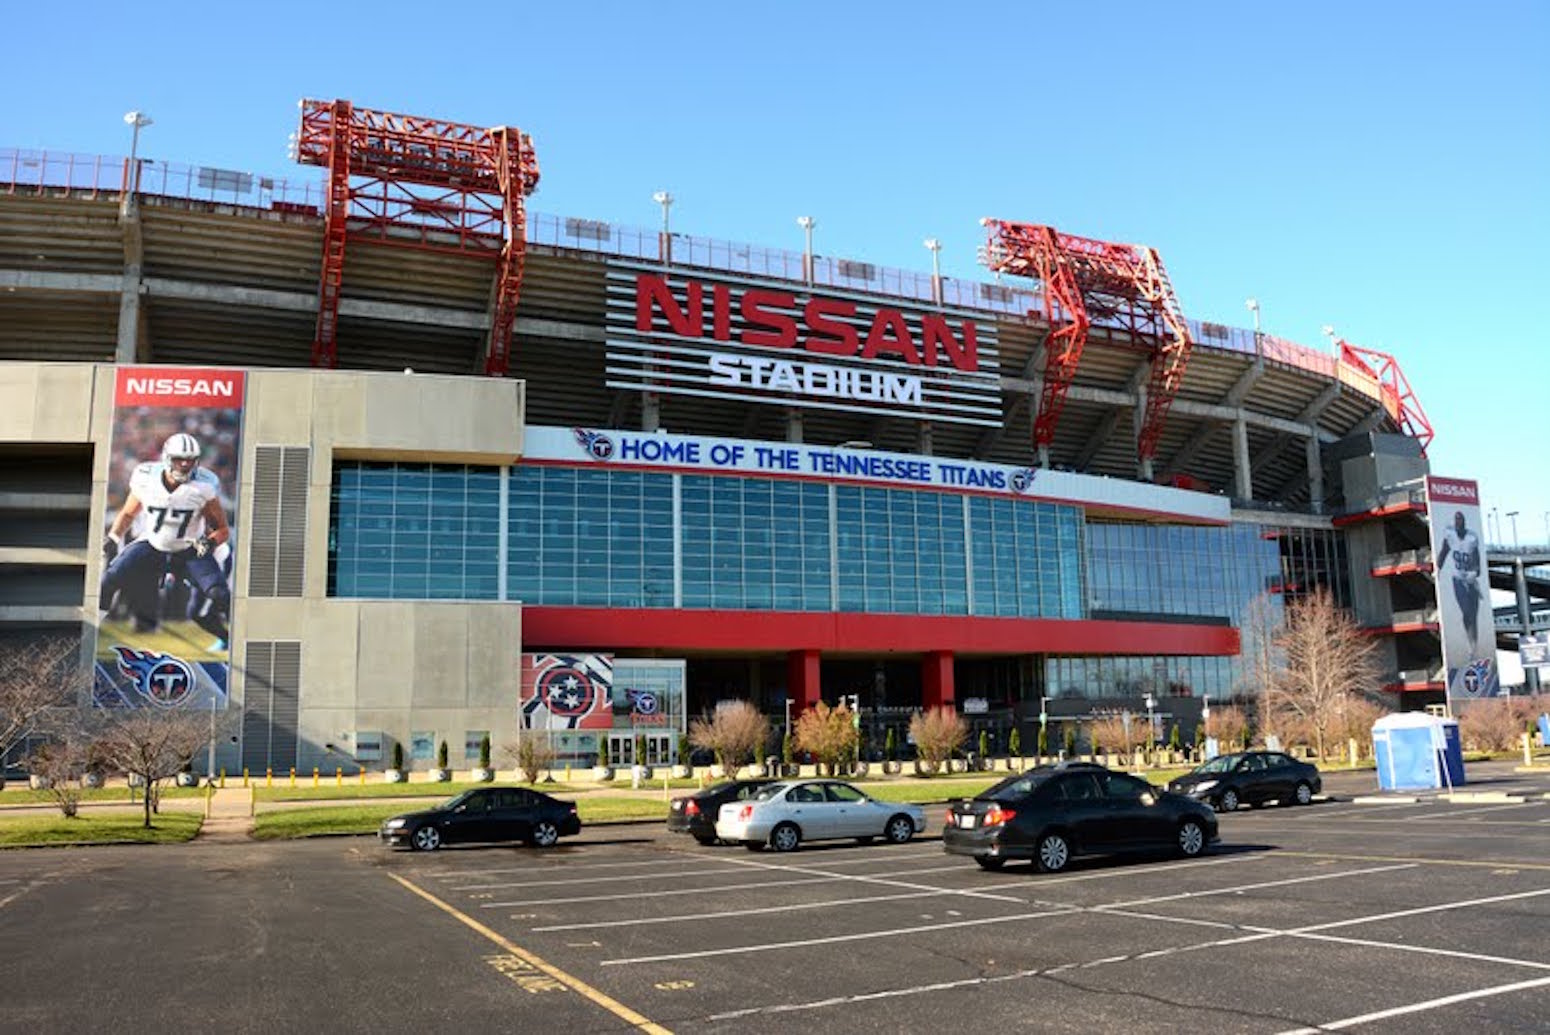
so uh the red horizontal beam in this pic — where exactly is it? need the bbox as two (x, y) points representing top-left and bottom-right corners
(1332, 500), (1427, 528)
(1382, 681), (1445, 693)
(521, 607), (1239, 657)
(1370, 562), (1435, 577)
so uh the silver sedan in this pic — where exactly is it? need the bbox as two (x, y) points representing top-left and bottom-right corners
(714, 779), (926, 852)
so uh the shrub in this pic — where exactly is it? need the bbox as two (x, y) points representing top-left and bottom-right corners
(1458, 699), (1526, 753)
(908, 707), (967, 774)
(978, 730), (990, 759)
(436, 740), (449, 770)
(795, 702), (859, 774)
(391, 741), (404, 770)
(1008, 727), (1022, 757)
(1062, 724), (1076, 757)
(1089, 715), (1129, 756)
(503, 737), (555, 784)
(884, 727), (897, 762)
(1168, 724), (1182, 751)
(677, 733), (691, 766)
(782, 732), (794, 765)
(690, 701), (770, 772)
(1036, 725), (1048, 756)
(478, 734), (491, 770)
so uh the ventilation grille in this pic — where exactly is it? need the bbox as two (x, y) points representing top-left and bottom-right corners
(250, 446), (309, 597)
(240, 640), (300, 774)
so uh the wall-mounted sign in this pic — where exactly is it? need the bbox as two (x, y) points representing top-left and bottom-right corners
(605, 262), (1002, 426)
(1425, 476), (1499, 700)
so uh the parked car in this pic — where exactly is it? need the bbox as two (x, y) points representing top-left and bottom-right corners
(667, 779), (774, 845)
(942, 763), (1218, 873)
(715, 779), (926, 852)
(1168, 751), (1322, 812)
(379, 787), (580, 851)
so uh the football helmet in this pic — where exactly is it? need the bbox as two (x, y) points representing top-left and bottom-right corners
(162, 433), (202, 484)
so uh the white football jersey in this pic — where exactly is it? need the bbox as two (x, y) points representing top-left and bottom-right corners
(1442, 527), (1481, 580)
(128, 462), (221, 552)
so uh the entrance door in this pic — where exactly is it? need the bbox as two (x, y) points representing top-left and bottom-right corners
(644, 734), (673, 766)
(607, 734), (635, 766)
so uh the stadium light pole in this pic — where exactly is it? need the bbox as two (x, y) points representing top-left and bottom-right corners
(1490, 506), (1501, 545)
(924, 237), (943, 305)
(1321, 324), (1338, 358)
(1245, 298), (1261, 351)
(1507, 510), (1520, 549)
(652, 190), (673, 264)
(122, 110), (152, 214)
(797, 215), (816, 285)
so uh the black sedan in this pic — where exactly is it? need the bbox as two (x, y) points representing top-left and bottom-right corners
(379, 787), (581, 851)
(943, 763), (1218, 873)
(1168, 751), (1322, 812)
(667, 779), (773, 845)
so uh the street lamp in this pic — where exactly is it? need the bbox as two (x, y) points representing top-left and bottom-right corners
(1490, 506), (1501, 545)
(1321, 324), (1338, 357)
(652, 190), (673, 263)
(122, 110), (152, 211)
(924, 237), (942, 304)
(796, 215), (816, 284)
(1507, 510), (1521, 548)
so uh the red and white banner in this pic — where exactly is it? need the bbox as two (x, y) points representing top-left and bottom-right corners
(113, 367), (246, 407)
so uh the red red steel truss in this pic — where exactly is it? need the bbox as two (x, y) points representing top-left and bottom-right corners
(1337, 340), (1433, 453)
(980, 220), (1193, 462)
(294, 99), (540, 374)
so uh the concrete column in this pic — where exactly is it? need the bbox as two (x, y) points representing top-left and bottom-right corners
(1516, 560), (1542, 692)
(785, 407), (803, 444)
(1233, 418), (1252, 500)
(918, 421), (933, 456)
(787, 649), (821, 715)
(1306, 435), (1325, 511)
(1036, 443), (1050, 468)
(641, 392), (660, 432)
(115, 201), (145, 363)
(921, 650), (955, 711)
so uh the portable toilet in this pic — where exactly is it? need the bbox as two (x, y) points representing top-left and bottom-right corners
(1372, 713), (1465, 791)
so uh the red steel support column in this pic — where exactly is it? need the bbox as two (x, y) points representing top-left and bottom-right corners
(921, 651), (955, 711)
(787, 649), (822, 715)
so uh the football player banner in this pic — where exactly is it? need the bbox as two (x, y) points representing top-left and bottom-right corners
(1425, 476), (1499, 701)
(93, 367), (244, 710)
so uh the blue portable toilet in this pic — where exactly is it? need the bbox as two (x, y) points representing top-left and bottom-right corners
(1372, 713), (1465, 791)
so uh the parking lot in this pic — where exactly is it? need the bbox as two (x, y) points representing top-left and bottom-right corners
(4, 766), (1550, 1033)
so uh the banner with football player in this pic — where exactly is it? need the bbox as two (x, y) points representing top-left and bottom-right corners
(93, 367), (243, 710)
(1425, 476), (1499, 701)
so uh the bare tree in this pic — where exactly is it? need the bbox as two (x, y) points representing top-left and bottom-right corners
(1088, 714), (1129, 756)
(1457, 698), (1526, 754)
(1269, 590), (1380, 760)
(503, 737), (556, 784)
(906, 707), (965, 775)
(1204, 705), (1249, 751)
(0, 637), (87, 770)
(690, 701), (770, 772)
(92, 710), (209, 828)
(795, 702), (859, 775)
(29, 738), (91, 817)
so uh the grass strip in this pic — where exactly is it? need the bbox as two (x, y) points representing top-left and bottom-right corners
(0, 812), (202, 847)
(0, 786), (206, 805)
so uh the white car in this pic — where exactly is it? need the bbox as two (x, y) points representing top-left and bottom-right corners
(714, 779), (926, 852)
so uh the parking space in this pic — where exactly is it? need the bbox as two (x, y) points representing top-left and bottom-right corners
(383, 792), (1550, 1033)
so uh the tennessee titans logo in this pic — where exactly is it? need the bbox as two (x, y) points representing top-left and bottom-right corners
(1460, 658), (1494, 697)
(625, 688), (659, 716)
(537, 665), (601, 719)
(572, 428), (615, 461)
(112, 646), (195, 707)
(1010, 468), (1038, 494)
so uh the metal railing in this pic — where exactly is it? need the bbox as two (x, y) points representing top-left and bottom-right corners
(0, 145), (1389, 406)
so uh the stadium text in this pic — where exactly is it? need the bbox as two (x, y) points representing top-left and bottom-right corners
(708, 354), (921, 405)
(635, 273), (980, 372)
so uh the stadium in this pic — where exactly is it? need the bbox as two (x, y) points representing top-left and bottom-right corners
(0, 99), (1450, 776)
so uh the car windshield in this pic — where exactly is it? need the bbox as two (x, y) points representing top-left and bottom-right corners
(1193, 754), (1243, 775)
(979, 770), (1055, 801)
(751, 783), (792, 802)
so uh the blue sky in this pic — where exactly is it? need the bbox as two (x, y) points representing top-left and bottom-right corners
(8, 1), (1548, 544)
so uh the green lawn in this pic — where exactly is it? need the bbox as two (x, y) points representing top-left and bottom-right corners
(0, 785), (205, 806)
(0, 812), (202, 847)
(252, 795), (672, 840)
(252, 776), (705, 803)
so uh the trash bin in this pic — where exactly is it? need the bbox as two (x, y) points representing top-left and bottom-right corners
(1372, 713), (1464, 791)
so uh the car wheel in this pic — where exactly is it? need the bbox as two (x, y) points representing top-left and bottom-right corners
(693, 834), (718, 846)
(770, 822), (801, 853)
(975, 857), (1005, 871)
(411, 826), (441, 852)
(529, 821), (560, 848)
(1293, 781), (1313, 806)
(1177, 819), (1206, 858)
(1217, 789), (1240, 813)
(884, 814), (915, 845)
(1035, 831), (1071, 873)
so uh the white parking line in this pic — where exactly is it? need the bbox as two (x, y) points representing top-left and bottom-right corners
(435, 856), (728, 880)
(452, 865), (764, 891)
(1274, 974), (1550, 1033)
(1092, 863), (1417, 911)
(531, 890), (973, 931)
(480, 874), (834, 908)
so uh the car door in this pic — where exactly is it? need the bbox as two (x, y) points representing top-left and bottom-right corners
(1099, 771), (1171, 847)
(823, 782), (874, 837)
(1237, 754), (1269, 805)
(443, 790), (493, 844)
(1262, 754), (1296, 803)
(488, 788), (532, 843)
(783, 783), (837, 839)
(1048, 773), (1110, 850)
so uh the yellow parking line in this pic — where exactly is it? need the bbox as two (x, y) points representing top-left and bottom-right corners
(389, 873), (672, 1034)
(1279, 851), (1550, 872)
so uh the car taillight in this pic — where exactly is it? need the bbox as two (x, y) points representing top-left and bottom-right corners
(983, 804), (1016, 827)
(944, 809), (955, 826)
(685, 799), (700, 816)
(568, 804), (578, 814)
(738, 804), (754, 821)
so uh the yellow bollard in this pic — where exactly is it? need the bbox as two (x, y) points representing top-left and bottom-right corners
(359, 767), (366, 785)
(335, 766), (342, 786)
(312, 766), (319, 787)
(242, 767), (249, 788)
(289, 767), (296, 787)
(564, 764), (571, 782)
(265, 767), (272, 787)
